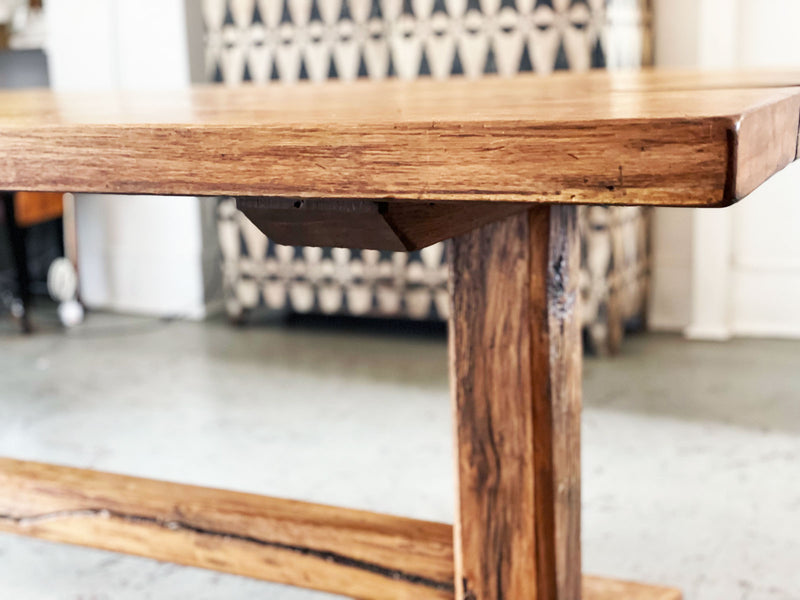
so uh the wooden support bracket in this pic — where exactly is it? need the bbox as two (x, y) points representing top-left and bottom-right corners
(236, 197), (528, 251)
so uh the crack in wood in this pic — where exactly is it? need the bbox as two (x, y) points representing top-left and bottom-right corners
(0, 509), (454, 592)
(547, 208), (577, 324)
(462, 576), (478, 600)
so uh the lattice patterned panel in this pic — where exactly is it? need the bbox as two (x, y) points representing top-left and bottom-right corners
(204, 0), (652, 84)
(209, 0), (653, 353)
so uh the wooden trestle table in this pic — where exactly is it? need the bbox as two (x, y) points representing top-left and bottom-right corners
(2, 68), (800, 600)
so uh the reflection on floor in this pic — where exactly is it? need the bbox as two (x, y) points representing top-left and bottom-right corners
(1, 309), (798, 600)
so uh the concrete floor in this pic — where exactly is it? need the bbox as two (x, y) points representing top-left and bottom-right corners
(0, 309), (799, 600)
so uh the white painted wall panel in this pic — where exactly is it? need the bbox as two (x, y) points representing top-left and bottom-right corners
(45, 0), (219, 319)
(651, 0), (800, 338)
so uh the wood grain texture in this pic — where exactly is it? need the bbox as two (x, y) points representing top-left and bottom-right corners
(0, 457), (680, 600)
(734, 92), (800, 198)
(546, 67), (800, 94)
(449, 206), (581, 600)
(0, 457), (454, 600)
(582, 576), (682, 600)
(0, 74), (798, 206)
(237, 197), (527, 250)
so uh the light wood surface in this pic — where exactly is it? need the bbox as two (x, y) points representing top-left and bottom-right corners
(582, 576), (681, 600)
(531, 67), (800, 94)
(0, 457), (453, 600)
(0, 71), (799, 206)
(449, 207), (581, 600)
(0, 457), (680, 600)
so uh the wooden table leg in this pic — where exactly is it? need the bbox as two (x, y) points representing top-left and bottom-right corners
(449, 206), (581, 600)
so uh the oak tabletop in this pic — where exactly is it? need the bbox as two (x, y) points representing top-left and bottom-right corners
(1, 68), (799, 206)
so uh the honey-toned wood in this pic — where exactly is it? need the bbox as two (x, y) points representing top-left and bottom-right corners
(0, 74), (799, 207)
(0, 457), (454, 600)
(536, 67), (800, 95)
(449, 207), (581, 600)
(582, 576), (682, 600)
(0, 457), (680, 600)
(734, 92), (800, 198)
(237, 197), (527, 250)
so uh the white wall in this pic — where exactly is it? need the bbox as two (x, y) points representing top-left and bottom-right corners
(651, 0), (800, 338)
(45, 0), (220, 319)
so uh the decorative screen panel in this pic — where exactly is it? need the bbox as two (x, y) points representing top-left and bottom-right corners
(208, 0), (653, 353)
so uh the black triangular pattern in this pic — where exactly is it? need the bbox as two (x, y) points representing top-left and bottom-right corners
(418, 47), (431, 77)
(309, 287), (319, 313)
(293, 246), (304, 259)
(518, 42), (533, 72)
(280, 0), (292, 24)
(554, 38), (569, 70)
(370, 0), (382, 19)
(242, 60), (253, 82)
(339, 286), (350, 313)
(329, 54), (340, 79)
(451, 45), (463, 76)
(270, 60), (280, 80)
(252, 0), (264, 24)
(535, 0), (553, 7)
(466, 0), (481, 11)
(484, 44), (497, 74)
(591, 36), (605, 68)
(432, 0), (447, 14)
(402, 0), (414, 16)
(357, 53), (369, 78)
(387, 49), (396, 77)
(299, 57), (309, 80)
(500, 0), (516, 9)
(212, 61), (223, 83)
(340, 0), (352, 20)
(238, 231), (248, 257)
(223, 1), (235, 25)
(310, 0), (322, 22)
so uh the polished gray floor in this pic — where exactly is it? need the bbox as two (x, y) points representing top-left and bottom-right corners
(1, 309), (799, 600)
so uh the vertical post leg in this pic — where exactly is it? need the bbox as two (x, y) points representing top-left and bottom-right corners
(449, 206), (581, 600)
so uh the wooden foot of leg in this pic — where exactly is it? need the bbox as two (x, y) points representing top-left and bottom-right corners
(449, 206), (581, 600)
